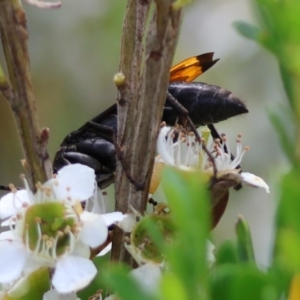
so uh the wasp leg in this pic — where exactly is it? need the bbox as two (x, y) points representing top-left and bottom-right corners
(148, 197), (158, 206)
(166, 91), (218, 176)
(84, 121), (115, 143)
(208, 124), (231, 157)
(0, 185), (22, 191)
(53, 123), (116, 189)
(113, 139), (145, 191)
(87, 122), (146, 190)
(54, 148), (115, 189)
(86, 120), (145, 190)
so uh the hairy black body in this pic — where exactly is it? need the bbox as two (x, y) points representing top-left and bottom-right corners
(53, 81), (248, 189)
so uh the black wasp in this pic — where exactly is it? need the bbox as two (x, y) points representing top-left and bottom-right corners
(53, 53), (248, 189)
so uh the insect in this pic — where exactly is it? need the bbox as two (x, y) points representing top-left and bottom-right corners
(53, 53), (248, 191)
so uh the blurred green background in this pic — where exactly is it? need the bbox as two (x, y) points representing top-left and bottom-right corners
(0, 0), (287, 267)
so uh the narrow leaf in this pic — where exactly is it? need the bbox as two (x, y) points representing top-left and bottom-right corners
(235, 215), (255, 263)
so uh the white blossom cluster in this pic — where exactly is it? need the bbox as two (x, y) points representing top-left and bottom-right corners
(0, 164), (124, 300)
(156, 125), (270, 193)
(0, 127), (270, 300)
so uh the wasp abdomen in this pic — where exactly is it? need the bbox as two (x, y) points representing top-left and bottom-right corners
(165, 82), (248, 126)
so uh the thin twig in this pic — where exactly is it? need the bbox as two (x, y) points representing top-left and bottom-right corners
(0, 0), (52, 190)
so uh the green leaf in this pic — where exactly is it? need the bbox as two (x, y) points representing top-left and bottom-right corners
(275, 169), (300, 271)
(268, 262), (291, 298)
(215, 240), (238, 265)
(162, 167), (210, 299)
(276, 169), (300, 232)
(276, 229), (300, 271)
(268, 109), (296, 165)
(235, 215), (255, 263)
(233, 21), (261, 41)
(160, 272), (188, 300)
(246, 0), (300, 112)
(210, 265), (279, 300)
(131, 214), (175, 263)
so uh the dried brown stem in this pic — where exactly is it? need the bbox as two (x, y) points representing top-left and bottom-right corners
(112, 0), (182, 265)
(0, 0), (52, 189)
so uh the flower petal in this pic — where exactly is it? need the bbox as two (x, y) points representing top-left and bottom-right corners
(149, 160), (165, 194)
(131, 263), (162, 294)
(72, 241), (90, 259)
(0, 190), (30, 219)
(206, 240), (215, 267)
(156, 127), (175, 166)
(117, 213), (136, 232)
(80, 211), (108, 248)
(43, 289), (80, 300)
(46, 164), (95, 202)
(1, 217), (15, 227)
(0, 240), (27, 283)
(0, 230), (15, 240)
(52, 255), (97, 293)
(89, 188), (107, 214)
(241, 172), (270, 193)
(102, 212), (125, 227)
(97, 243), (111, 256)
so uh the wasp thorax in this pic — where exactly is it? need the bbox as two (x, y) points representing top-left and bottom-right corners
(131, 215), (175, 263)
(23, 202), (79, 258)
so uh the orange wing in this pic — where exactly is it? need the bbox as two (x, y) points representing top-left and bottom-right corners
(169, 52), (219, 83)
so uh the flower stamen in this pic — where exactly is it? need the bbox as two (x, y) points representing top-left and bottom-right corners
(34, 221), (42, 254)
(52, 231), (63, 259)
(25, 226), (30, 252)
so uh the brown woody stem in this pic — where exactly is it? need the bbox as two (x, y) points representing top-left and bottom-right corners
(112, 0), (182, 265)
(0, 0), (52, 190)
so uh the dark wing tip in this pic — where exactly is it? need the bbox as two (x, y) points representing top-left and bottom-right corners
(195, 52), (220, 74)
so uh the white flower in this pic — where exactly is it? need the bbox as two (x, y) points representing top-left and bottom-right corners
(156, 126), (270, 193)
(156, 126), (201, 169)
(103, 264), (162, 300)
(130, 263), (162, 295)
(117, 213), (137, 233)
(0, 266), (51, 299)
(208, 133), (270, 193)
(43, 289), (81, 300)
(206, 240), (215, 267)
(0, 164), (124, 294)
(0, 163), (95, 221)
